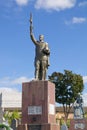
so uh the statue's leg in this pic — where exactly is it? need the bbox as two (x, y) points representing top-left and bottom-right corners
(35, 60), (40, 80)
(41, 60), (47, 80)
(39, 64), (42, 80)
(47, 56), (50, 66)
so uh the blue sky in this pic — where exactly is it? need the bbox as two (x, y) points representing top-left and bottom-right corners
(0, 0), (87, 94)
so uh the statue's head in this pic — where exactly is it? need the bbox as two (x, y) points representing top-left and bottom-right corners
(39, 35), (44, 41)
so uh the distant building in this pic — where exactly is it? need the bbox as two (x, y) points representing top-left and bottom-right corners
(0, 88), (87, 120)
(0, 89), (22, 112)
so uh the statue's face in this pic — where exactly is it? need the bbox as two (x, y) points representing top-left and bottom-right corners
(39, 35), (44, 41)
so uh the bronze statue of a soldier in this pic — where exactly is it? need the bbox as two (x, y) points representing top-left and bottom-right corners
(29, 13), (50, 80)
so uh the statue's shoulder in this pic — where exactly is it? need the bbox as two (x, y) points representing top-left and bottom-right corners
(36, 41), (40, 45)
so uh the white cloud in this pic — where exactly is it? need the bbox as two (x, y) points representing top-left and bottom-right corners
(0, 76), (30, 89)
(11, 77), (30, 84)
(35, 0), (76, 11)
(65, 17), (87, 25)
(72, 17), (86, 24)
(83, 76), (87, 84)
(0, 87), (20, 93)
(78, 1), (87, 7)
(0, 0), (29, 7)
(82, 94), (87, 106)
(15, 0), (29, 6)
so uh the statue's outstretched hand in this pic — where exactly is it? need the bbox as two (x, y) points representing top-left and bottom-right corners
(30, 13), (33, 34)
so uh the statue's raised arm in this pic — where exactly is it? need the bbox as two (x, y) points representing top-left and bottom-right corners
(29, 13), (37, 45)
(30, 13), (33, 35)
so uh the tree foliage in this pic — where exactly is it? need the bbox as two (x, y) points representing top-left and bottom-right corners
(4, 110), (21, 125)
(49, 70), (84, 119)
(0, 124), (11, 130)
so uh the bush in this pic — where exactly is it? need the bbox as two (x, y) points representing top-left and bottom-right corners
(0, 124), (11, 130)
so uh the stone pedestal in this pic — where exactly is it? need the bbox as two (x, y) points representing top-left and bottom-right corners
(69, 119), (87, 130)
(18, 81), (59, 130)
(0, 107), (3, 123)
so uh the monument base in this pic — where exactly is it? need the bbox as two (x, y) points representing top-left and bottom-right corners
(69, 119), (87, 130)
(18, 80), (59, 130)
(22, 81), (56, 124)
(17, 123), (60, 130)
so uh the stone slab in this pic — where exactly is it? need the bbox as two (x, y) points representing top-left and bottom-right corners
(69, 119), (87, 130)
(17, 123), (60, 130)
(22, 81), (56, 124)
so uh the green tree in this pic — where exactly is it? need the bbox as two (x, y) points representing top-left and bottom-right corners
(0, 124), (11, 130)
(10, 110), (21, 121)
(4, 110), (21, 125)
(49, 70), (84, 120)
